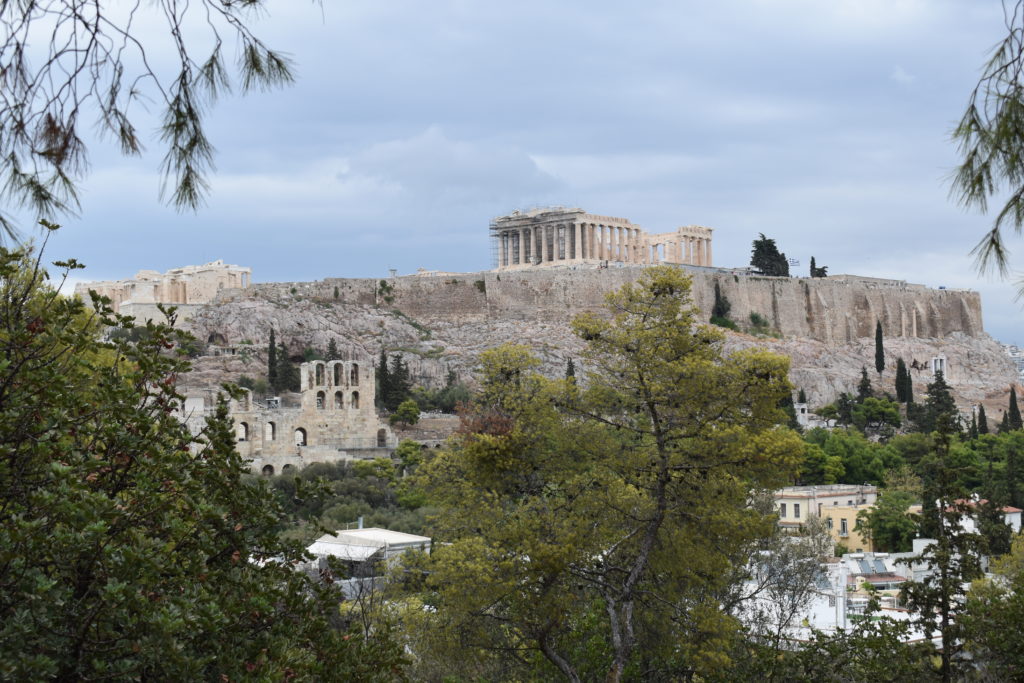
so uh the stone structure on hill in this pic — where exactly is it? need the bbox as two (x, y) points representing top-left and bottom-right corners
(490, 207), (712, 269)
(183, 264), (1015, 413)
(180, 359), (394, 475)
(76, 259), (251, 323)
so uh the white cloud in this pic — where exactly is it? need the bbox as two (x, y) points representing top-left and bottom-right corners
(890, 66), (915, 84)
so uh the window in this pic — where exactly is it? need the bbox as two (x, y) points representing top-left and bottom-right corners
(828, 596), (836, 607)
(316, 390), (325, 409)
(840, 518), (848, 536)
(826, 517), (833, 529)
(794, 503), (800, 518)
(848, 500), (853, 505)
(779, 503), (787, 517)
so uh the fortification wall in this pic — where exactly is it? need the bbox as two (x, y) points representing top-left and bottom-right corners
(229, 266), (983, 344)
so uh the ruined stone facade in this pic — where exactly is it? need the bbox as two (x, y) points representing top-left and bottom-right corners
(490, 207), (712, 269)
(76, 260), (252, 321)
(181, 360), (394, 475)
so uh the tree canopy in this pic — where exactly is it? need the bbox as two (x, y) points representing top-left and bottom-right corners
(415, 266), (802, 681)
(0, 231), (402, 679)
(750, 233), (790, 276)
(0, 2), (298, 238)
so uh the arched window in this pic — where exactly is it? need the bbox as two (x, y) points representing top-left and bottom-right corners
(316, 391), (325, 409)
(334, 391), (343, 409)
(294, 428), (307, 446)
(282, 464), (295, 474)
(334, 363), (342, 386)
(236, 421), (249, 442)
(264, 421), (276, 441)
(377, 429), (387, 448)
(315, 363), (325, 385)
(350, 363), (359, 386)
(261, 464), (274, 476)
(351, 391), (359, 410)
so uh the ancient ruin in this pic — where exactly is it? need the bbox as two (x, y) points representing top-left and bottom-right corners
(180, 359), (394, 475)
(76, 259), (252, 322)
(490, 207), (712, 270)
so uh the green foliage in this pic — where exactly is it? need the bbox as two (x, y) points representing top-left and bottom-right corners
(275, 342), (299, 392)
(851, 397), (901, 438)
(797, 387), (807, 404)
(750, 233), (790, 276)
(978, 403), (989, 434)
(409, 369), (470, 414)
(237, 374), (268, 396)
(0, 239), (403, 679)
(267, 327), (277, 390)
(302, 346), (324, 362)
(473, 279), (486, 293)
(895, 357), (909, 402)
(565, 356), (576, 379)
(856, 489), (918, 552)
(963, 534), (1024, 678)
(389, 398), (420, 428)
(1009, 386), (1022, 430)
(874, 320), (885, 375)
(712, 280), (731, 319)
(856, 366), (873, 401)
(327, 337), (340, 360)
(809, 255), (828, 278)
(916, 370), (958, 434)
(416, 267), (803, 681)
(377, 279), (395, 305)
(710, 315), (738, 330)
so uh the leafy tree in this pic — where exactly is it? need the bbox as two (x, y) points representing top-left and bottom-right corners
(851, 397), (901, 438)
(874, 321), (885, 376)
(276, 342), (299, 392)
(798, 442), (844, 485)
(389, 398), (420, 429)
(856, 366), (872, 401)
(1010, 386), (1022, 430)
(268, 328), (278, 391)
(895, 357), (908, 402)
(962, 534), (1024, 677)
(978, 403), (989, 434)
(0, 2), (295, 237)
(750, 233), (790, 276)
(916, 370), (958, 434)
(0, 236), (403, 679)
(375, 348), (390, 409)
(712, 280), (731, 319)
(856, 489), (918, 552)
(904, 427), (986, 683)
(951, 1), (1024, 278)
(418, 267), (802, 682)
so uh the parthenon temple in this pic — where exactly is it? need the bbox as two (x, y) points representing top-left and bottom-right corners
(490, 207), (713, 270)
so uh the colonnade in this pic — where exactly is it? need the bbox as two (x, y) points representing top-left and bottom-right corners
(645, 234), (712, 267)
(496, 221), (651, 267)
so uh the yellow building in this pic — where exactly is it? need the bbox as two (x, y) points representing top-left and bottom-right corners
(774, 484), (878, 552)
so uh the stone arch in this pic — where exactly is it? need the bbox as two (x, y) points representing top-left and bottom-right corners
(334, 391), (344, 409)
(316, 390), (326, 409)
(264, 421), (276, 441)
(315, 363), (325, 385)
(294, 428), (307, 446)
(282, 464), (295, 474)
(334, 363), (343, 386)
(261, 464), (274, 476)
(350, 363), (359, 386)
(207, 331), (228, 345)
(236, 421), (249, 442)
(377, 429), (387, 447)
(351, 391), (359, 409)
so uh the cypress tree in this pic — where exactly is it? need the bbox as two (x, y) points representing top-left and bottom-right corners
(797, 388), (807, 403)
(874, 321), (885, 375)
(565, 358), (576, 379)
(1010, 386), (1023, 430)
(327, 338), (339, 361)
(809, 256), (816, 278)
(375, 348), (390, 409)
(857, 366), (872, 401)
(919, 369), (957, 433)
(276, 342), (299, 392)
(978, 404), (989, 434)
(905, 371), (914, 405)
(1001, 411), (1010, 433)
(895, 358), (908, 402)
(267, 329), (277, 392)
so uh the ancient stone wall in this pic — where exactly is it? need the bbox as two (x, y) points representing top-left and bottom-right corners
(224, 266), (983, 345)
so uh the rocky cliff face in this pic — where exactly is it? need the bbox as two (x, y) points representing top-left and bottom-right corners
(182, 266), (1014, 412)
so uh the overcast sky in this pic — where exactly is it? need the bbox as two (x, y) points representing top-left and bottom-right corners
(25, 0), (1024, 344)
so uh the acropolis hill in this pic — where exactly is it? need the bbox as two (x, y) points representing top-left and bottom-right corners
(179, 262), (1014, 411)
(79, 207), (1016, 410)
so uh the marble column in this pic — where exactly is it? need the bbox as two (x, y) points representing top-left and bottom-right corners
(706, 239), (712, 267)
(574, 222), (583, 261)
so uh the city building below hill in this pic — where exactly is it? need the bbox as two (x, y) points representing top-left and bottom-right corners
(774, 484), (879, 552)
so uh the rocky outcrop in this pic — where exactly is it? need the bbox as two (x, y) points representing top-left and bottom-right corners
(183, 266), (1014, 411)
